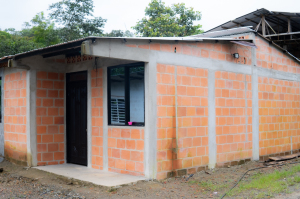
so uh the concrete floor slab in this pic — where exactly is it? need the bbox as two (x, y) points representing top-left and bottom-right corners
(34, 164), (147, 187)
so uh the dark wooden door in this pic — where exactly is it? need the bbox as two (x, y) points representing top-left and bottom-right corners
(66, 71), (87, 166)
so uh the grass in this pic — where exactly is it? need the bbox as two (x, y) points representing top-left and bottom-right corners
(227, 164), (300, 197)
(188, 180), (228, 191)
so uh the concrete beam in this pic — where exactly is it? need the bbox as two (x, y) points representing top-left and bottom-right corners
(257, 67), (299, 82)
(155, 51), (253, 74)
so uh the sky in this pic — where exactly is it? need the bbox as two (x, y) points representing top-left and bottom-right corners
(0, 0), (299, 33)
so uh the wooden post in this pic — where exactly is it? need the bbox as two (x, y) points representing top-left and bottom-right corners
(288, 18), (292, 39)
(255, 19), (262, 32)
(262, 15), (266, 36)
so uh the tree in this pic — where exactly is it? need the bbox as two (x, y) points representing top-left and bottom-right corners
(133, 0), (203, 37)
(49, 0), (107, 41)
(21, 12), (60, 46)
(0, 30), (43, 57)
(104, 30), (134, 37)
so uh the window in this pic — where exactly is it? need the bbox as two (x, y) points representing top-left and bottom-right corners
(108, 63), (145, 126)
(111, 98), (125, 124)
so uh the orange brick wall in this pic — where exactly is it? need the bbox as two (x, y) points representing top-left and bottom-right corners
(258, 77), (300, 156)
(36, 71), (65, 166)
(4, 71), (27, 165)
(91, 68), (104, 170)
(215, 72), (252, 164)
(107, 128), (144, 176)
(5, 35), (300, 176)
(126, 41), (252, 66)
(256, 37), (300, 73)
(156, 64), (209, 179)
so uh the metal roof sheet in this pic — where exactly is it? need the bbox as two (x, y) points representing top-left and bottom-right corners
(190, 27), (254, 38)
(0, 36), (253, 62)
(206, 8), (300, 34)
(231, 41), (257, 48)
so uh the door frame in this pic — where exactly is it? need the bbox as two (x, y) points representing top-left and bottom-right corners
(66, 71), (88, 166)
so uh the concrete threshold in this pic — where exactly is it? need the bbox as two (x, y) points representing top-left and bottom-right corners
(34, 164), (147, 187)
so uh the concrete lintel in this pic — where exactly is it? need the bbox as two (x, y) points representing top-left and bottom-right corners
(65, 59), (94, 73)
(208, 70), (216, 169)
(22, 56), (67, 73)
(97, 58), (140, 68)
(91, 39), (150, 62)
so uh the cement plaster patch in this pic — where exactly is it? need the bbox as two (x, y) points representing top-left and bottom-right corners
(34, 164), (147, 187)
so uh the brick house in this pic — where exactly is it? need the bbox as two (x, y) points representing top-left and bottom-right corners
(0, 9), (300, 180)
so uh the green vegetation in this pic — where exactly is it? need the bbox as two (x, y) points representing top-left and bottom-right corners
(0, 29), (43, 57)
(48, 0), (106, 41)
(188, 165), (300, 198)
(188, 180), (228, 191)
(227, 165), (300, 197)
(103, 30), (134, 37)
(133, 0), (203, 37)
(0, 0), (203, 57)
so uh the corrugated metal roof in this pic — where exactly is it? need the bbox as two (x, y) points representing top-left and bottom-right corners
(231, 41), (257, 48)
(257, 33), (300, 63)
(206, 8), (300, 34)
(0, 36), (253, 63)
(190, 27), (254, 38)
(103, 36), (250, 41)
(204, 8), (300, 63)
(1, 31), (299, 65)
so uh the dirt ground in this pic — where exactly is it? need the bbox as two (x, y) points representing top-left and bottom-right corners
(1, 158), (300, 199)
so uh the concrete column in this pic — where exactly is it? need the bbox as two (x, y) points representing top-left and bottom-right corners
(244, 75), (248, 142)
(251, 33), (259, 160)
(208, 70), (216, 169)
(144, 55), (157, 178)
(0, 68), (4, 157)
(87, 68), (92, 168)
(252, 66), (259, 160)
(63, 73), (67, 164)
(27, 69), (37, 166)
(102, 66), (108, 171)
